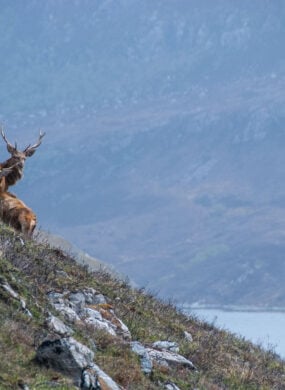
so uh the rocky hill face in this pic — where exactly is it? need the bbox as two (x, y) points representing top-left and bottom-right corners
(1, 0), (285, 306)
(0, 225), (284, 389)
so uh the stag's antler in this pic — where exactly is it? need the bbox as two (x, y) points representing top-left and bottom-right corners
(1, 127), (17, 151)
(23, 130), (46, 155)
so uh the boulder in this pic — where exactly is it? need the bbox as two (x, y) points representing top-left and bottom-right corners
(146, 348), (196, 370)
(36, 336), (94, 382)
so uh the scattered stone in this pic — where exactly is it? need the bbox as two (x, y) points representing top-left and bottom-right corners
(0, 278), (19, 299)
(47, 291), (65, 304)
(184, 331), (193, 342)
(81, 366), (101, 389)
(164, 382), (181, 390)
(131, 341), (153, 375)
(18, 380), (30, 390)
(0, 278), (32, 317)
(69, 288), (107, 307)
(81, 363), (122, 390)
(88, 292), (107, 305)
(152, 341), (179, 353)
(112, 315), (131, 340)
(55, 270), (69, 278)
(146, 348), (196, 370)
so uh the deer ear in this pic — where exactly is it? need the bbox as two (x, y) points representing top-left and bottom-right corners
(7, 144), (16, 154)
(25, 149), (36, 157)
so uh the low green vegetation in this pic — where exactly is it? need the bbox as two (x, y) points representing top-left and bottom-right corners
(0, 224), (284, 389)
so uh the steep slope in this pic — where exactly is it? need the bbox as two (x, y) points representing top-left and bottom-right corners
(0, 225), (284, 389)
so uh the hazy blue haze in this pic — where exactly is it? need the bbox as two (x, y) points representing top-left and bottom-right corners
(0, 0), (285, 306)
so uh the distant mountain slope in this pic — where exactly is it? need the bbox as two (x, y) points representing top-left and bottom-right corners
(1, 0), (285, 306)
(36, 230), (114, 274)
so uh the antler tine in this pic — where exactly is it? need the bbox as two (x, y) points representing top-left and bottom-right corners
(24, 130), (46, 152)
(1, 126), (16, 150)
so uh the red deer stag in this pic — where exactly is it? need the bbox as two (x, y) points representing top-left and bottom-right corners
(0, 127), (45, 191)
(0, 167), (37, 237)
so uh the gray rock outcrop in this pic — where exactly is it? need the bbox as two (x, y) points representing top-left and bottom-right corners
(48, 289), (131, 340)
(146, 347), (196, 370)
(36, 336), (94, 381)
(38, 287), (196, 387)
(81, 363), (122, 390)
(131, 341), (153, 375)
(45, 314), (74, 336)
(152, 340), (179, 353)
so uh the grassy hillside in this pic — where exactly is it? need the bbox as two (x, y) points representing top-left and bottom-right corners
(0, 225), (284, 389)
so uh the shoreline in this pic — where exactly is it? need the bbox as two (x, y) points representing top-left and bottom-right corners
(180, 304), (285, 313)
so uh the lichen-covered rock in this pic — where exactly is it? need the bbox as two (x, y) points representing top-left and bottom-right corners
(131, 341), (153, 375)
(84, 307), (117, 337)
(69, 288), (107, 308)
(36, 336), (94, 383)
(146, 348), (196, 370)
(69, 291), (87, 310)
(47, 291), (65, 304)
(131, 341), (196, 374)
(45, 314), (74, 336)
(55, 303), (81, 323)
(152, 341), (179, 353)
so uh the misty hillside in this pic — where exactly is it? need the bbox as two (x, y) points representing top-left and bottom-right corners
(1, 0), (285, 305)
(0, 224), (284, 389)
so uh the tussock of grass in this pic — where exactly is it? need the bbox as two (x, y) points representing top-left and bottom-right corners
(0, 225), (284, 389)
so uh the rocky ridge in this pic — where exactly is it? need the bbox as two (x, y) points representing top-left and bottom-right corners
(35, 287), (195, 389)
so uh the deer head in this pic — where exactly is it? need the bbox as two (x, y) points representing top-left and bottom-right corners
(1, 128), (45, 167)
(0, 127), (45, 188)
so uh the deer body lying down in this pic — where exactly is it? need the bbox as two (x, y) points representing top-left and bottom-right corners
(0, 168), (36, 237)
(0, 191), (37, 237)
